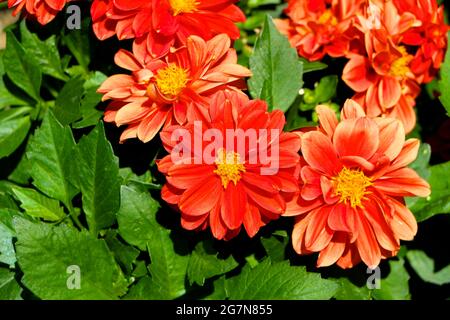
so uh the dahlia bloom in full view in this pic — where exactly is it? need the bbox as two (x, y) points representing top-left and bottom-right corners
(343, 41), (421, 134)
(275, 0), (364, 61)
(98, 34), (251, 143)
(158, 91), (301, 240)
(342, 0), (448, 133)
(286, 100), (431, 269)
(6, 0), (72, 24)
(91, 0), (245, 58)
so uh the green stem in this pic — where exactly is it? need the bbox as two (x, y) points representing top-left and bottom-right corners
(67, 202), (83, 230)
(0, 2), (9, 10)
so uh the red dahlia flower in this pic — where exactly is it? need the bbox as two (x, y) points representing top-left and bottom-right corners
(275, 0), (364, 61)
(91, 0), (245, 58)
(157, 91), (301, 240)
(7, 0), (71, 24)
(285, 100), (430, 269)
(393, 0), (449, 83)
(343, 25), (421, 133)
(98, 34), (251, 143)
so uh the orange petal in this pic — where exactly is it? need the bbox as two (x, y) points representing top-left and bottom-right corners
(210, 193), (228, 240)
(179, 178), (222, 216)
(374, 167), (431, 197)
(378, 77), (401, 109)
(317, 232), (347, 267)
(316, 104), (338, 138)
(355, 213), (381, 269)
(292, 214), (314, 255)
(137, 109), (169, 143)
(114, 49), (143, 71)
(305, 206), (334, 252)
(167, 163), (215, 189)
(375, 117), (405, 160)
(388, 197), (418, 240)
(301, 131), (341, 175)
(333, 118), (380, 159)
(341, 99), (366, 120)
(390, 139), (420, 171)
(243, 203), (263, 238)
(221, 182), (247, 230)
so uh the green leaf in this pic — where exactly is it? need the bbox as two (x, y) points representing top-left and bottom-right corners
(409, 143), (431, 180)
(438, 31), (450, 116)
(0, 77), (28, 109)
(146, 231), (190, 299)
(105, 230), (140, 274)
(8, 152), (31, 185)
(123, 276), (152, 300)
(203, 276), (229, 300)
(0, 193), (19, 211)
(408, 161), (450, 222)
(261, 232), (288, 262)
(12, 187), (65, 221)
(372, 259), (410, 300)
(227, 259), (339, 300)
(27, 112), (78, 208)
(20, 21), (67, 81)
(72, 72), (107, 128)
(247, 0), (281, 9)
(301, 58), (328, 73)
(119, 168), (162, 191)
(117, 186), (160, 251)
(54, 77), (84, 125)
(334, 278), (371, 300)
(0, 110), (31, 159)
(14, 218), (128, 299)
(0, 268), (22, 300)
(187, 240), (238, 286)
(62, 20), (91, 70)
(125, 231), (190, 300)
(0, 209), (19, 267)
(76, 122), (121, 233)
(406, 250), (450, 285)
(248, 15), (303, 112)
(3, 31), (42, 101)
(313, 75), (338, 103)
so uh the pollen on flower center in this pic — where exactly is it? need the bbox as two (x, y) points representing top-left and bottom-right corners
(155, 64), (189, 97)
(318, 9), (338, 26)
(169, 0), (199, 15)
(214, 149), (246, 189)
(332, 167), (373, 208)
(389, 46), (413, 78)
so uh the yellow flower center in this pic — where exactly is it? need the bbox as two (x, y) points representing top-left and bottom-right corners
(332, 167), (373, 208)
(318, 9), (338, 26)
(214, 149), (246, 189)
(169, 0), (199, 15)
(389, 46), (413, 78)
(155, 64), (189, 98)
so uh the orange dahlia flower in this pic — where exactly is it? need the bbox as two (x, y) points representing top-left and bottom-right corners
(157, 91), (301, 240)
(91, 0), (245, 58)
(286, 100), (430, 269)
(393, 0), (449, 83)
(275, 0), (364, 61)
(342, 34), (421, 133)
(7, 0), (71, 24)
(98, 34), (251, 143)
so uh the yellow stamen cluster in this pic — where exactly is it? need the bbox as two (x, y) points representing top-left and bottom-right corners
(214, 149), (246, 189)
(318, 9), (338, 26)
(155, 64), (189, 98)
(332, 167), (373, 208)
(389, 46), (414, 78)
(169, 0), (199, 15)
